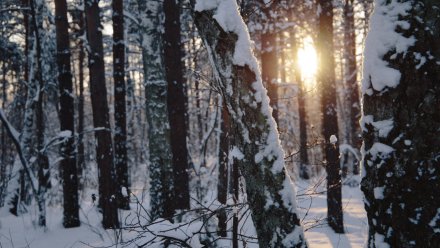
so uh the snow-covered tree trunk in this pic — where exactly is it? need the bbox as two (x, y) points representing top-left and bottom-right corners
(112, 0), (130, 210)
(317, 0), (344, 233)
(137, 0), (175, 220)
(30, 0), (49, 227)
(84, 0), (119, 229)
(361, 0), (440, 246)
(54, 0), (80, 228)
(193, 1), (307, 247)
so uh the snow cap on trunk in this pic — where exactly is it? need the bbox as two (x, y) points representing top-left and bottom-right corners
(361, 0), (415, 95)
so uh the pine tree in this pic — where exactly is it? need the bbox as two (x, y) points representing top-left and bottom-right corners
(112, 0), (130, 210)
(137, 0), (175, 220)
(260, 1), (279, 124)
(316, 0), (344, 233)
(54, 0), (80, 228)
(164, 0), (190, 210)
(343, 0), (361, 176)
(361, 0), (440, 246)
(84, 0), (119, 229)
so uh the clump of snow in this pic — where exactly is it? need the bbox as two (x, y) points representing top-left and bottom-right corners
(360, 115), (394, 138)
(58, 130), (72, 138)
(368, 142), (395, 161)
(330, 135), (338, 144)
(373, 187), (385, 199)
(429, 208), (440, 233)
(374, 233), (391, 248)
(361, 0), (415, 95)
(279, 173), (298, 210)
(230, 146), (245, 160)
(121, 187), (128, 197)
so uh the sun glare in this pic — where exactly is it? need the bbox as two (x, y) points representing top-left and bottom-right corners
(297, 37), (318, 87)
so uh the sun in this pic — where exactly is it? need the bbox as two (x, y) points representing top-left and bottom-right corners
(297, 37), (318, 87)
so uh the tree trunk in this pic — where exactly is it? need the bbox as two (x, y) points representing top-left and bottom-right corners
(30, 0), (48, 227)
(112, 0), (129, 210)
(138, 0), (175, 220)
(291, 29), (310, 179)
(54, 0), (80, 228)
(361, 1), (440, 246)
(217, 101), (229, 237)
(193, 2), (307, 246)
(261, 5), (278, 124)
(317, 0), (344, 233)
(76, 10), (85, 189)
(343, 0), (361, 175)
(84, 0), (119, 229)
(164, 0), (190, 210)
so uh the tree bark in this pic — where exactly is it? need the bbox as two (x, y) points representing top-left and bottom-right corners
(84, 0), (119, 229)
(343, 0), (361, 175)
(112, 0), (130, 210)
(29, 0), (49, 227)
(54, 0), (80, 228)
(76, 10), (85, 189)
(193, 2), (307, 246)
(164, 0), (190, 210)
(217, 101), (229, 237)
(138, 0), (175, 220)
(361, 1), (440, 246)
(317, 0), (344, 233)
(261, 4), (279, 124)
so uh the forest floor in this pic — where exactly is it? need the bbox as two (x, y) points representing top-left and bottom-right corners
(297, 175), (368, 248)
(0, 176), (367, 248)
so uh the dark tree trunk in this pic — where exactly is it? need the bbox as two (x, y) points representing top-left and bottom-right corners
(54, 0), (80, 228)
(84, 0), (119, 229)
(194, 4), (307, 247)
(317, 0), (344, 233)
(361, 1), (440, 246)
(261, 5), (278, 124)
(217, 101), (229, 237)
(232, 155), (239, 248)
(343, 0), (361, 175)
(77, 11), (85, 188)
(112, 0), (129, 210)
(164, 0), (190, 210)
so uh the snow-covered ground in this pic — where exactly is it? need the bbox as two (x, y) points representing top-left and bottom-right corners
(0, 177), (367, 247)
(297, 175), (368, 248)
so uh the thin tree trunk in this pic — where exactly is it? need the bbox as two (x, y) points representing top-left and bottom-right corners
(54, 0), (80, 228)
(291, 28), (310, 179)
(164, 0), (190, 210)
(317, 0), (344, 233)
(75, 5), (85, 191)
(112, 0), (129, 210)
(84, 0), (119, 229)
(29, 0), (48, 227)
(217, 101), (229, 237)
(261, 5), (279, 124)
(343, 0), (361, 175)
